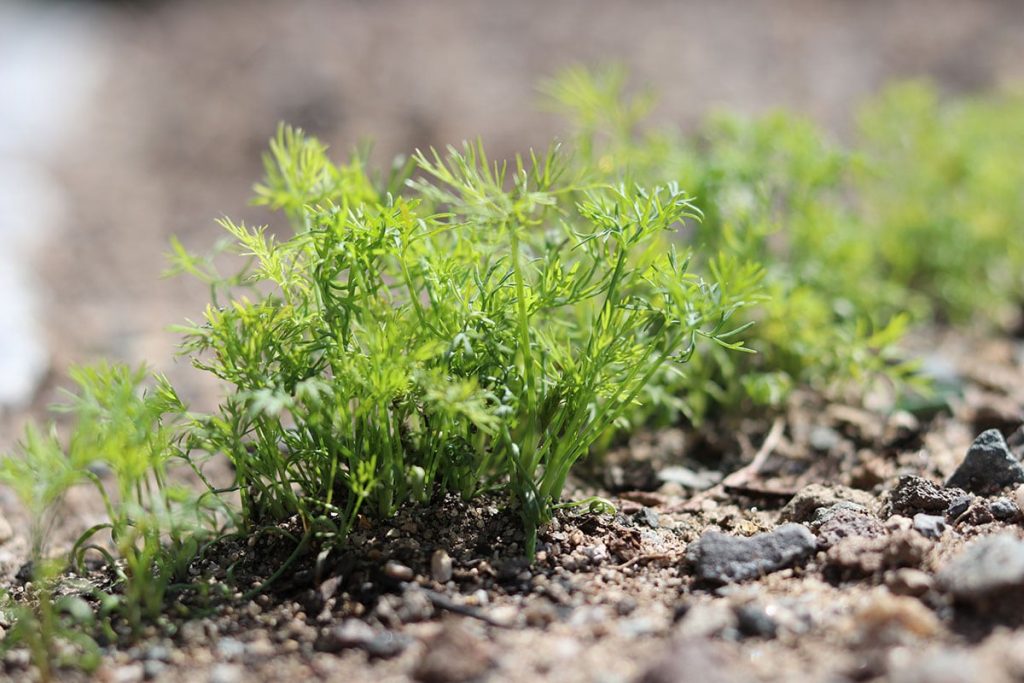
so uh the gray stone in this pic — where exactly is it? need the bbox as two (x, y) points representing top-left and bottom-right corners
(686, 524), (816, 584)
(142, 661), (165, 681)
(990, 498), (1019, 521)
(947, 429), (1024, 495)
(938, 534), (1024, 600)
(913, 513), (946, 539)
(634, 507), (660, 529)
(947, 495), (972, 520)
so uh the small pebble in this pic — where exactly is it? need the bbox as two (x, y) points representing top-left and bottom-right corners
(431, 550), (454, 583)
(990, 497), (1018, 520)
(913, 513), (946, 539)
(384, 560), (415, 582)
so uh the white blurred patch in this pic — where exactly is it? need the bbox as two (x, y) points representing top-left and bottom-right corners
(0, 2), (106, 408)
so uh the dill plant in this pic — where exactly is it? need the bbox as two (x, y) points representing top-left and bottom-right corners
(0, 364), (218, 675)
(856, 82), (1024, 327)
(544, 67), (914, 423)
(176, 128), (759, 556)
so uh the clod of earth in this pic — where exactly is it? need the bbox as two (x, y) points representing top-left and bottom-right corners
(686, 523), (816, 584)
(946, 429), (1024, 495)
(779, 484), (877, 523)
(884, 475), (968, 517)
(824, 530), (929, 580)
(810, 502), (886, 549)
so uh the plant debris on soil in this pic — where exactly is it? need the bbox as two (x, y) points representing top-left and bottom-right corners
(0, 327), (1020, 682)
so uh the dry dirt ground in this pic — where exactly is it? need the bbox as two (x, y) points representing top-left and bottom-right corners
(3, 1), (1024, 681)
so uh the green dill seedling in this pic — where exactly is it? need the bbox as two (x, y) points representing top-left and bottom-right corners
(0, 364), (219, 650)
(544, 66), (916, 422)
(0, 425), (100, 681)
(856, 82), (1024, 327)
(177, 128), (759, 556)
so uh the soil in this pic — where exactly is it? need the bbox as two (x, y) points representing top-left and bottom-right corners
(3, 1), (1024, 682)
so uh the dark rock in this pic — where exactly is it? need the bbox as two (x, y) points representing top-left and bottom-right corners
(937, 534), (1024, 601)
(734, 604), (777, 639)
(639, 639), (748, 683)
(912, 513), (946, 539)
(414, 621), (494, 683)
(989, 498), (1019, 521)
(885, 475), (965, 517)
(947, 495), (972, 520)
(686, 524), (816, 584)
(946, 429), (1024, 495)
(811, 502), (886, 549)
(780, 484), (876, 523)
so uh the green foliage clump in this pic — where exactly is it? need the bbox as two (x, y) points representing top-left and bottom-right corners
(176, 128), (758, 556)
(0, 364), (218, 677)
(856, 82), (1024, 326)
(545, 67), (913, 422)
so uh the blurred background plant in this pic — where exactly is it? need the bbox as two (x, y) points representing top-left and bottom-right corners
(546, 67), (918, 425)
